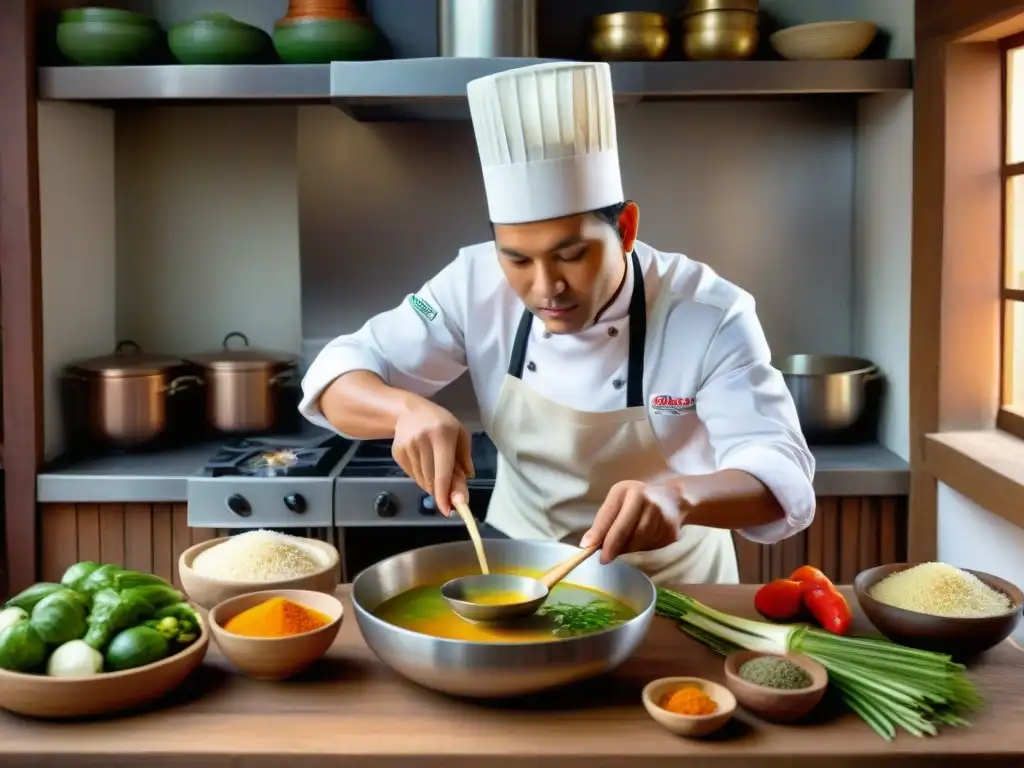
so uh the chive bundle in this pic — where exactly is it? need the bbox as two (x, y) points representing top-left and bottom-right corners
(656, 588), (982, 740)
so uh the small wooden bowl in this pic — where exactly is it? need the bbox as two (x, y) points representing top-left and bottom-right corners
(853, 563), (1024, 659)
(723, 651), (828, 722)
(0, 614), (209, 719)
(210, 589), (343, 680)
(179, 535), (340, 610)
(641, 676), (736, 738)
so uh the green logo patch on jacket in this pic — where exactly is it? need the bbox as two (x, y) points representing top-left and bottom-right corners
(409, 294), (438, 322)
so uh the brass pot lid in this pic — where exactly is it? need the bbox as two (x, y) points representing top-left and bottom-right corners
(69, 340), (185, 378)
(593, 11), (668, 28)
(682, 0), (759, 16)
(186, 331), (299, 372)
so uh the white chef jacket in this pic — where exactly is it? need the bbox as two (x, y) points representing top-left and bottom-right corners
(300, 240), (816, 545)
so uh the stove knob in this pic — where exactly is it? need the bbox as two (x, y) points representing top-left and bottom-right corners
(373, 492), (397, 518)
(283, 494), (307, 514)
(226, 493), (252, 518)
(420, 495), (437, 515)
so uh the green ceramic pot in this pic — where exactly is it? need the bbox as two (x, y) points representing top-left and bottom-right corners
(59, 7), (158, 27)
(273, 17), (380, 64)
(56, 19), (164, 66)
(169, 12), (273, 65)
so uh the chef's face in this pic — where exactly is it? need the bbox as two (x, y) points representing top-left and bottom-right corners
(494, 202), (640, 334)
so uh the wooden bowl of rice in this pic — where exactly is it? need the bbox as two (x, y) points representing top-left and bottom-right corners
(853, 562), (1023, 659)
(179, 531), (341, 609)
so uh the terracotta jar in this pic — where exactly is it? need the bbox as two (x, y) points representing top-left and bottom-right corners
(284, 0), (363, 20)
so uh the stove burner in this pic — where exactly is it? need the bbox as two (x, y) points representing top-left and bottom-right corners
(202, 434), (350, 478)
(340, 432), (498, 481)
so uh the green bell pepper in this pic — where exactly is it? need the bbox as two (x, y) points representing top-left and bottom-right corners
(5, 582), (65, 613)
(153, 601), (201, 626)
(119, 584), (183, 612)
(78, 564), (125, 597)
(30, 590), (89, 646)
(59, 561), (102, 592)
(112, 570), (175, 592)
(0, 621), (48, 673)
(145, 601), (201, 646)
(83, 588), (155, 651)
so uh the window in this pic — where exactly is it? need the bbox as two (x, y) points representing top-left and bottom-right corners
(1001, 45), (1024, 439)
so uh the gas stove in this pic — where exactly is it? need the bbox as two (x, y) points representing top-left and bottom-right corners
(334, 433), (497, 526)
(186, 432), (354, 528)
(186, 430), (498, 529)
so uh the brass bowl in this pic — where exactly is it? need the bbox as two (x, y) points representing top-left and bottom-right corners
(681, 9), (758, 61)
(685, 0), (759, 12)
(591, 12), (670, 61)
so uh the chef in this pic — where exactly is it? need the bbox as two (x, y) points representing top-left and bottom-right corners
(300, 61), (815, 586)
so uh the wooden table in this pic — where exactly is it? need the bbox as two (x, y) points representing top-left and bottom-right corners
(0, 585), (1022, 767)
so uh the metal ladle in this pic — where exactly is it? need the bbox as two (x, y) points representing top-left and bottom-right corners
(440, 545), (600, 623)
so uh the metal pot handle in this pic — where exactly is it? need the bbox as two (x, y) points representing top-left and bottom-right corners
(164, 375), (205, 396)
(269, 368), (299, 387)
(115, 339), (142, 355)
(223, 331), (250, 349)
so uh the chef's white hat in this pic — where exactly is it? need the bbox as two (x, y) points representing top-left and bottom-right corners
(467, 61), (623, 225)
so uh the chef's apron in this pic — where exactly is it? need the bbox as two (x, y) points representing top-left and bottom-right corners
(484, 252), (739, 588)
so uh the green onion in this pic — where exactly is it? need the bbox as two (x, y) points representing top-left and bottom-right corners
(656, 588), (982, 741)
(538, 599), (623, 636)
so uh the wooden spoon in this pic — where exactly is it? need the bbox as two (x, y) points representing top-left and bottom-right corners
(451, 496), (489, 574)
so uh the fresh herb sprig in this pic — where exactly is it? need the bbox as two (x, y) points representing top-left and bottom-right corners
(539, 599), (624, 636)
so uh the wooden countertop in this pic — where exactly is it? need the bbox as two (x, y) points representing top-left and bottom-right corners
(1, 585), (1022, 767)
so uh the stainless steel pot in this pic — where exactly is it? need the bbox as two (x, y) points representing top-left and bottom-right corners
(438, 0), (537, 57)
(776, 354), (879, 434)
(351, 539), (655, 698)
(185, 332), (299, 434)
(64, 340), (204, 446)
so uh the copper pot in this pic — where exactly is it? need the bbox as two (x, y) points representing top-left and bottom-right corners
(284, 0), (362, 20)
(185, 332), (299, 434)
(63, 340), (205, 446)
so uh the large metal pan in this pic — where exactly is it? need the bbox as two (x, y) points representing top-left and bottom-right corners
(351, 539), (656, 698)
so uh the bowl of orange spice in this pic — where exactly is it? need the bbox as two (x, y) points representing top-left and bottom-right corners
(210, 589), (343, 680)
(642, 676), (736, 737)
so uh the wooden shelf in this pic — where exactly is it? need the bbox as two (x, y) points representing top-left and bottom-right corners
(38, 58), (914, 120)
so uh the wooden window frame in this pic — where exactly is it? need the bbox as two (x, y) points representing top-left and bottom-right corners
(913, 2), (1024, 560)
(999, 31), (1024, 442)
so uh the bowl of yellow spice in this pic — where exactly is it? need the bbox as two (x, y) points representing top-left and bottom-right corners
(642, 676), (736, 737)
(210, 589), (343, 680)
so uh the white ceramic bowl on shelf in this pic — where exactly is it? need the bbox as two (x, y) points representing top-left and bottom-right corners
(770, 20), (878, 60)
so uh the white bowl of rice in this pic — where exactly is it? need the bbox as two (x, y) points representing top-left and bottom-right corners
(179, 530), (341, 609)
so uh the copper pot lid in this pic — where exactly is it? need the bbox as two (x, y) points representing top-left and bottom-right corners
(186, 332), (299, 372)
(69, 340), (185, 378)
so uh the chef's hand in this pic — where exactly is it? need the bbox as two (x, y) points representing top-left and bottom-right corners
(580, 480), (683, 564)
(392, 396), (474, 516)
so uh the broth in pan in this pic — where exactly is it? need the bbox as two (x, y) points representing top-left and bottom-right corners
(373, 579), (637, 643)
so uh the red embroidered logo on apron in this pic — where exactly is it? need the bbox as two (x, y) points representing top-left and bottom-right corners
(650, 394), (696, 415)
